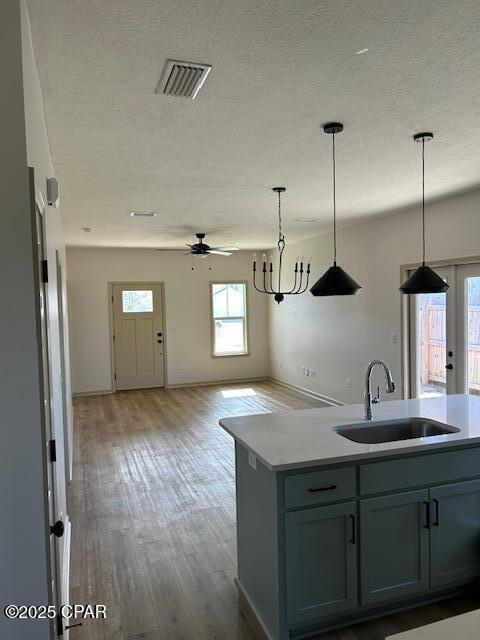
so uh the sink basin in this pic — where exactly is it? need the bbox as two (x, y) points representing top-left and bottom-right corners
(333, 417), (460, 444)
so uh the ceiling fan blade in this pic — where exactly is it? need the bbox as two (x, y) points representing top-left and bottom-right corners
(185, 244), (193, 247)
(182, 251), (192, 255)
(208, 250), (232, 256)
(212, 246), (240, 251)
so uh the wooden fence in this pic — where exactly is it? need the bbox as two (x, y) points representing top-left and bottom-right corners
(420, 304), (480, 392)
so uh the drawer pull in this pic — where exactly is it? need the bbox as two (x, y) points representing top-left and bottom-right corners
(308, 484), (337, 493)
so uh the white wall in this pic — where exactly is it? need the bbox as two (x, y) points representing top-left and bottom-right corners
(67, 248), (269, 393)
(269, 188), (480, 405)
(0, 1), (50, 637)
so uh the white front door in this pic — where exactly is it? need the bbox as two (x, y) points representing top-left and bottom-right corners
(112, 283), (165, 390)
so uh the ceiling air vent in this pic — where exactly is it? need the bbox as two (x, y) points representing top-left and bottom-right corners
(156, 59), (211, 99)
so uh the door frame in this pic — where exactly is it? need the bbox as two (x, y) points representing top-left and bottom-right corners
(30, 168), (63, 636)
(401, 255), (480, 399)
(108, 281), (167, 391)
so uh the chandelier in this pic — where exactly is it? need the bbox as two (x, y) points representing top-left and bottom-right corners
(252, 187), (311, 304)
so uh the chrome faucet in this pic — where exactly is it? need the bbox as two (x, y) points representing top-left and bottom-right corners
(364, 360), (395, 420)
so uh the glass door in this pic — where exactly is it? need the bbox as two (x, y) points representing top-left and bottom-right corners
(409, 262), (480, 398)
(409, 266), (456, 397)
(456, 264), (480, 396)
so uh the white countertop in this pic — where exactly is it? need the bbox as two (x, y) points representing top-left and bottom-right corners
(385, 608), (480, 640)
(219, 394), (480, 470)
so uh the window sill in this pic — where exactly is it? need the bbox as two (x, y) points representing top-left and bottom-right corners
(212, 352), (250, 358)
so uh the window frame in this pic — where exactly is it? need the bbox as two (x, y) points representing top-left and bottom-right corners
(210, 280), (249, 357)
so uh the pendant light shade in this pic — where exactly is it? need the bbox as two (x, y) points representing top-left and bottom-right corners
(311, 122), (361, 297)
(399, 264), (448, 294)
(400, 132), (448, 295)
(310, 263), (361, 296)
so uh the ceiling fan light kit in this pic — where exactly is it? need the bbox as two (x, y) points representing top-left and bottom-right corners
(310, 122), (362, 297)
(252, 187), (311, 304)
(400, 132), (449, 295)
(185, 232), (239, 256)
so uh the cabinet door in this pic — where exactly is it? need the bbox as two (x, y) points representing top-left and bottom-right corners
(430, 479), (480, 588)
(285, 501), (357, 625)
(360, 490), (430, 605)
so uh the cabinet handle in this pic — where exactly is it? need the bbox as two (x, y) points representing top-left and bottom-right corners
(350, 514), (356, 544)
(432, 498), (439, 526)
(308, 484), (337, 493)
(423, 501), (431, 529)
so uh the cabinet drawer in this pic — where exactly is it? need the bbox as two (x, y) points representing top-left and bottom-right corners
(360, 446), (480, 496)
(285, 467), (356, 509)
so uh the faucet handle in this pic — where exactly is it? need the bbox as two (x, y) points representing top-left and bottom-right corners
(372, 386), (381, 404)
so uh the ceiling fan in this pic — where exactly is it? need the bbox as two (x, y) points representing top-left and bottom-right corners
(184, 233), (240, 257)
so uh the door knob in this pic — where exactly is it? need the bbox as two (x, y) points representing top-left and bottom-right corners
(50, 520), (64, 537)
(445, 363), (453, 370)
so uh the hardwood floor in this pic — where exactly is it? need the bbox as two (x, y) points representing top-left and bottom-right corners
(70, 382), (480, 640)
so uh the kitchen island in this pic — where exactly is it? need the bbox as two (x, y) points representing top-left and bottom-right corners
(219, 394), (480, 640)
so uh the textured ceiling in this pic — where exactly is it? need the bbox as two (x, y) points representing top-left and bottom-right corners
(27, 0), (480, 249)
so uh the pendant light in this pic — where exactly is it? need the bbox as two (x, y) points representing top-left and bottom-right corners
(310, 123), (361, 296)
(400, 133), (448, 294)
(252, 187), (311, 304)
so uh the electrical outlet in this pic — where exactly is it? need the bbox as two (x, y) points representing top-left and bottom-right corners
(310, 369), (316, 377)
(279, 360), (283, 369)
(345, 377), (352, 388)
(179, 362), (185, 371)
(391, 332), (398, 344)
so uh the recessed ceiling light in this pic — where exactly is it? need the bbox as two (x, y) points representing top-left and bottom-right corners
(355, 47), (369, 55)
(81, 226), (94, 233)
(130, 211), (158, 217)
(293, 217), (318, 223)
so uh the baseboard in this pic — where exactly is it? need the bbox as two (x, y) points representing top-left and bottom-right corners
(235, 578), (275, 640)
(72, 389), (114, 397)
(166, 376), (269, 389)
(269, 377), (344, 407)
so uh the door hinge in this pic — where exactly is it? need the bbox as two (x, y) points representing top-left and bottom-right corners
(113, 334), (115, 342)
(111, 295), (114, 302)
(41, 259), (49, 283)
(114, 372), (117, 380)
(49, 439), (57, 462)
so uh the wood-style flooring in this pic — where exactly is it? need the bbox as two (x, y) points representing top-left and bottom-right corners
(70, 382), (480, 640)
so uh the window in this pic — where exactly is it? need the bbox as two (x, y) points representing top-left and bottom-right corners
(211, 283), (248, 356)
(122, 290), (153, 313)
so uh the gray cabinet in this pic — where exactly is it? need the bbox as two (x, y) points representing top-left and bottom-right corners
(360, 490), (430, 605)
(234, 442), (480, 640)
(430, 478), (480, 588)
(286, 501), (357, 624)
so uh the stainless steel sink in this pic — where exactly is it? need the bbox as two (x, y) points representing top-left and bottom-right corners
(333, 417), (460, 444)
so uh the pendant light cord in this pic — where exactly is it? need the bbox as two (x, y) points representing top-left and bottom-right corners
(277, 189), (285, 294)
(421, 136), (426, 266)
(332, 132), (337, 265)
(277, 189), (283, 243)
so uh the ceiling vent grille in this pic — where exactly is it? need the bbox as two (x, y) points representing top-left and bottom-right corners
(156, 59), (211, 99)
